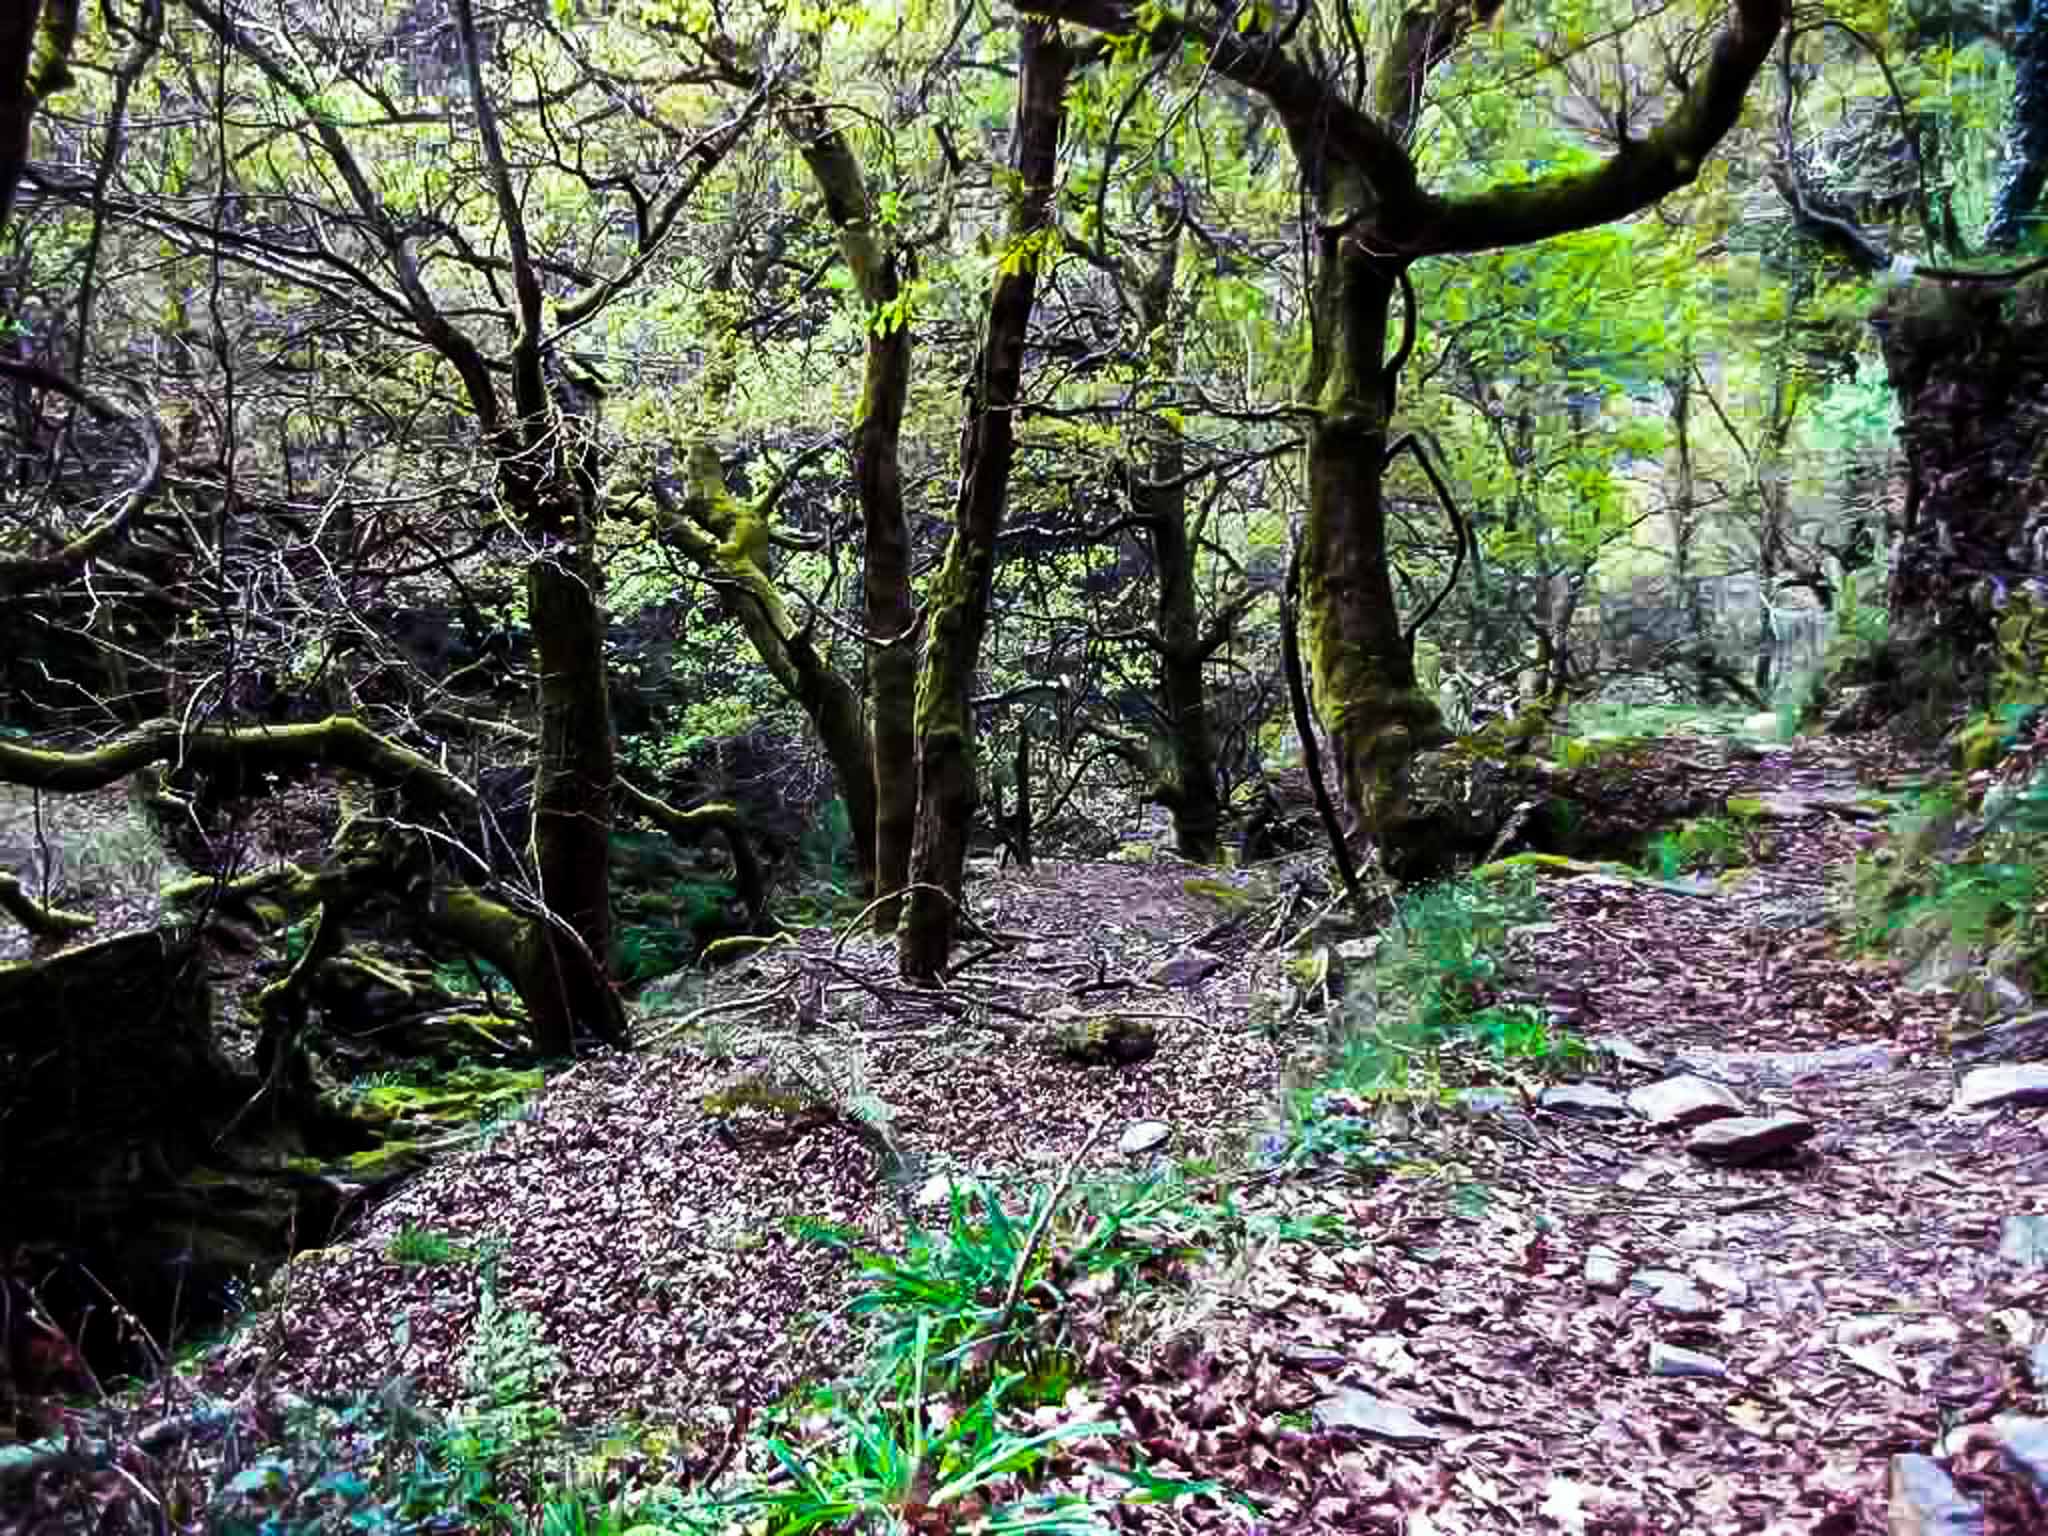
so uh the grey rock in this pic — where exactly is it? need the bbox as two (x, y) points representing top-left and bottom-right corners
(1313, 1387), (1446, 1447)
(1584, 1247), (1625, 1293)
(1647, 1342), (1727, 1379)
(1887, 1454), (1985, 1535)
(1686, 1114), (1817, 1163)
(1118, 1120), (1173, 1157)
(1953, 1011), (2048, 1066)
(1595, 1035), (1661, 1072)
(1648, 1278), (1719, 1319)
(1628, 1268), (1693, 1294)
(1678, 1043), (1896, 1085)
(1456, 1087), (1519, 1117)
(1540, 1083), (1630, 1119)
(1692, 1260), (1749, 1301)
(1148, 947), (1225, 988)
(1627, 1074), (1748, 1130)
(1954, 1065), (2048, 1112)
(2030, 1339), (2048, 1389)
(1995, 1417), (2048, 1495)
(1999, 1215), (2048, 1271)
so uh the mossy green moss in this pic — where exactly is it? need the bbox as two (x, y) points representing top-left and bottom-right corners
(1473, 852), (1628, 880)
(1182, 876), (1254, 910)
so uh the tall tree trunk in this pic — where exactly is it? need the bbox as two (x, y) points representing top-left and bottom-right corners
(1987, 0), (2048, 249)
(524, 518), (623, 1056)
(1669, 353), (1706, 641)
(789, 102), (916, 928)
(899, 19), (1071, 980)
(1878, 278), (2048, 678)
(0, 0), (74, 242)
(1137, 230), (1223, 864)
(1298, 235), (1448, 879)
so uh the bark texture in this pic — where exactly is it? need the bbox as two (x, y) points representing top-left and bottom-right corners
(899, 19), (1071, 978)
(1876, 279), (2048, 676)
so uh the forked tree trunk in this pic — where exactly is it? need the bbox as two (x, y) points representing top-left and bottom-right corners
(899, 19), (1071, 979)
(1299, 238), (1448, 877)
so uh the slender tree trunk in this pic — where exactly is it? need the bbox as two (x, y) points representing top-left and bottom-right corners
(899, 19), (1071, 980)
(857, 306), (917, 925)
(789, 104), (917, 928)
(1149, 488), (1222, 863)
(1298, 235), (1447, 878)
(1669, 354), (1706, 640)
(1136, 231), (1223, 863)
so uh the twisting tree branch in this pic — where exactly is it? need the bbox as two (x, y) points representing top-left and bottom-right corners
(1386, 431), (1472, 651)
(1282, 538), (1366, 914)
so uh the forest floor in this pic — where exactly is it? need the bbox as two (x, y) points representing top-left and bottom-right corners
(162, 732), (2048, 1532)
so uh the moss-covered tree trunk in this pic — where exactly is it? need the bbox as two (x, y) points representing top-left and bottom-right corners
(788, 104), (918, 928)
(1299, 235), (1448, 876)
(655, 444), (879, 896)
(859, 319), (918, 924)
(899, 20), (1071, 980)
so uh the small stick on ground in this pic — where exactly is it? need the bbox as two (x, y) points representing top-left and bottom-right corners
(989, 1111), (1114, 1349)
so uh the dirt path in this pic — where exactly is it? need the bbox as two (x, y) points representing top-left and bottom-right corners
(1097, 741), (2048, 1533)
(173, 735), (2048, 1533)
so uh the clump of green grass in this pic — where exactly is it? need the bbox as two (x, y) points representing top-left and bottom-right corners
(385, 1224), (470, 1267)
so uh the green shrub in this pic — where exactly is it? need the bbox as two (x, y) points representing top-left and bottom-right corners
(1371, 869), (1544, 1036)
(1647, 815), (1752, 876)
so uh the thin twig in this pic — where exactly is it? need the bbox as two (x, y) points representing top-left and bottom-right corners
(990, 1111), (1114, 1346)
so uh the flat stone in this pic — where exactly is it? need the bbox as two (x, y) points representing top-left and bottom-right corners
(1686, 1114), (1817, 1163)
(1887, 1454), (1986, 1535)
(1953, 1011), (2048, 1066)
(1456, 1087), (1518, 1117)
(1584, 1247), (1625, 1293)
(1627, 1074), (1748, 1130)
(1594, 1035), (1660, 1072)
(1628, 1267), (1692, 1294)
(1648, 1278), (1718, 1319)
(1954, 1065), (2048, 1112)
(1678, 1043), (1897, 1085)
(1540, 1083), (1629, 1119)
(1693, 1260), (1749, 1301)
(1995, 1417), (2048, 1495)
(1148, 947), (1225, 988)
(1647, 1342), (1727, 1380)
(1313, 1387), (1446, 1447)
(1999, 1215), (2048, 1271)
(1118, 1120), (1173, 1157)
